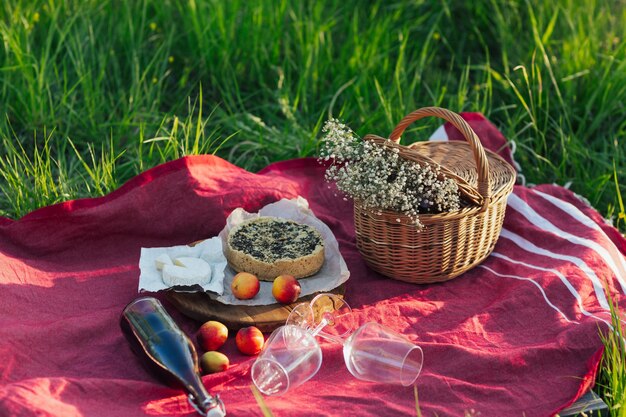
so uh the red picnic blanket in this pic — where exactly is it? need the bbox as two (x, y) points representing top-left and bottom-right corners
(1, 115), (625, 417)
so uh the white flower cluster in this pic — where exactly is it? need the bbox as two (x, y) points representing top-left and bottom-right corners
(319, 119), (461, 226)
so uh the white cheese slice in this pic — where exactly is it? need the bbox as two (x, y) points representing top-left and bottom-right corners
(162, 257), (212, 286)
(155, 254), (173, 270)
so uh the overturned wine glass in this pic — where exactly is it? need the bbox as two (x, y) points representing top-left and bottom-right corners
(343, 321), (424, 386)
(251, 293), (352, 396)
(251, 324), (323, 396)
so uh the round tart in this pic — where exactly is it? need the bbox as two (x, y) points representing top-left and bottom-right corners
(224, 217), (325, 281)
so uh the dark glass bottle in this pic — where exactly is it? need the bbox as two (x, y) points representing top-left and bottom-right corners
(120, 296), (226, 416)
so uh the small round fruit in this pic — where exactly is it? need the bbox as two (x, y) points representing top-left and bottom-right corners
(272, 274), (301, 304)
(231, 272), (260, 300)
(236, 326), (265, 356)
(197, 320), (228, 351)
(200, 351), (229, 374)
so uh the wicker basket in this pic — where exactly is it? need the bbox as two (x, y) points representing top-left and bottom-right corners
(354, 107), (516, 283)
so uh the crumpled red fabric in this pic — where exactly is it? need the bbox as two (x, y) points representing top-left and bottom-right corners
(1, 114), (624, 417)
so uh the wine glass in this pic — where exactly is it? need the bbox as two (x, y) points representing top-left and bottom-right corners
(251, 294), (352, 396)
(343, 322), (423, 386)
(251, 325), (322, 396)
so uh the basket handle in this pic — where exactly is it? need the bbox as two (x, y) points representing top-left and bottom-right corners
(389, 107), (491, 205)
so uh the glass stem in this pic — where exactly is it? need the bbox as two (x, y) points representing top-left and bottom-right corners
(309, 318), (346, 344)
(309, 318), (328, 336)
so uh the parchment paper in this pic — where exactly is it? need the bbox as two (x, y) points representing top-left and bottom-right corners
(214, 196), (350, 305)
(138, 237), (227, 294)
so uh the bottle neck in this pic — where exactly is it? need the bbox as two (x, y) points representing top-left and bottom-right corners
(187, 380), (225, 416)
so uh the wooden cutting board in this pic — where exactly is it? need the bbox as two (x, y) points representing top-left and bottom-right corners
(166, 284), (346, 332)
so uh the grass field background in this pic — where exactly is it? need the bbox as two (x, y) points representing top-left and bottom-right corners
(1, 0), (625, 413)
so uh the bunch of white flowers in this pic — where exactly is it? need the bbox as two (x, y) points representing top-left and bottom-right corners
(319, 119), (461, 226)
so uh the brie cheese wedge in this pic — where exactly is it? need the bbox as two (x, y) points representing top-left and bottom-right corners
(155, 253), (173, 270)
(162, 256), (212, 286)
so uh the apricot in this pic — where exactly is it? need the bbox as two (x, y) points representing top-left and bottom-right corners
(235, 326), (265, 356)
(200, 351), (229, 374)
(231, 272), (260, 300)
(197, 320), (228, 351)
(272, 274), (301, 304)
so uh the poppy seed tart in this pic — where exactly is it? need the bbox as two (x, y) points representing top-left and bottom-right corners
(224, 217), (325, 281)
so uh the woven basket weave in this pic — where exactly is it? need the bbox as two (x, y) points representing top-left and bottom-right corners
(353, 107), (516, 283)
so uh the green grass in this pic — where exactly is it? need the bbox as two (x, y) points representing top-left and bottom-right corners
(1, 0), (625, 413)
(598, 294), (626, 417)
(1, 0), (624, 219)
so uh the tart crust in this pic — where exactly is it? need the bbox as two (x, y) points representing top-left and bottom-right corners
(224, 217), (325, 281)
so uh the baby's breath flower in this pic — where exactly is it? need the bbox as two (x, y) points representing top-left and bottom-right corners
(318, 119), (461, 227)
